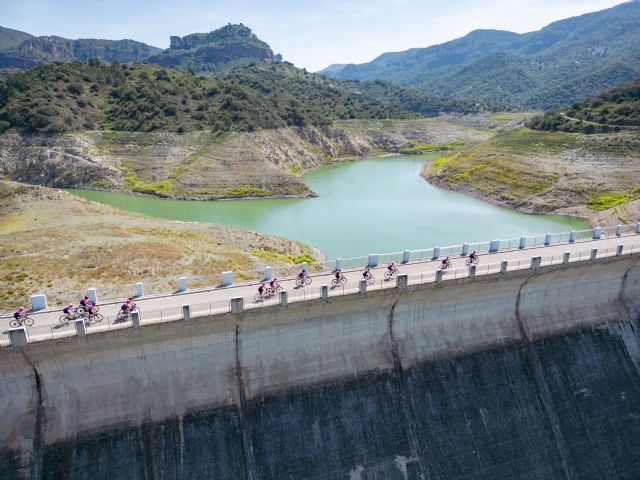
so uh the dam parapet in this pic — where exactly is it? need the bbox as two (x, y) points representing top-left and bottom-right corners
(2, 250), (640, 478)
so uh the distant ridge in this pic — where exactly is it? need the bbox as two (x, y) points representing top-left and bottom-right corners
(0, 26), (161, 68)
(321, 2), (640, 109)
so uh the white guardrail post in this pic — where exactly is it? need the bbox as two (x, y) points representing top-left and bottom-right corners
(368, 254), (379, 268)
(469, 265), (476, 278)
(435, 269), (443, 285)
(569, 231), (576, 243)
(500, 261), (508, 273)
(636, 223), (640, 234)
(617, 245), (624, 256)
(462, 243), (469, 256)
(8, 327), (28, 347)
(179, 277), (188, 292)
(519, 237), (526, 249)
(321, 285), (329, 300)
(402, 250), (411, 263)
(489, 239), (500, 253)
(359, 279), (367, 294)
(280, 291), (288, 306)
(591, 248), (598, 260)
(544, 233), (552, 246)
(74, 319), (86, 338)
(432, 247), (440, 260)
(30, 294), (48, 311)
(135, 282), (144, 297)
(593, 227), (603, 240)
(230, 297), (244, 314)
(88, 288), (98, 303)
(397, 274), (408, 290)
(563, 252), (571, 265)
(616, 225), (623, 237)
(221, 271), (234, 287)
(132, 310), (141, 328)
(183, 304), (191, 321)
(531, 256), (542, 270)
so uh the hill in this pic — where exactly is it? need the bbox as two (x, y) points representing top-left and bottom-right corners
(0, 26), (161, 69)
(0, 60), (479, 134)
(322, 1), (640, 110)
(528, 77), (640, 133)
(147, 24), (277, 72)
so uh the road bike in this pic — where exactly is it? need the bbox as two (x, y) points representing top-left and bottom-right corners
(331, 274), (347, 287)
(295, 274), (312, 287)
(465, 256), (479, 266)
(384, 267), (399, 279)
(116, 305), (140, 323)
(364, 274), (375, 286)
(10, 313), (34, 328)
(440, 259), (452, 270)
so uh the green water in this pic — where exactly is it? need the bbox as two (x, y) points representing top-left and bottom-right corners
(70, 154), (587, 259)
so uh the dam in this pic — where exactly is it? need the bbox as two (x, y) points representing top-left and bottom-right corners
(2, 249), (640, 478)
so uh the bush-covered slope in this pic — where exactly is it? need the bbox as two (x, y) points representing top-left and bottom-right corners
(528, 77), (640, 133)
(0, 60), (479, 134)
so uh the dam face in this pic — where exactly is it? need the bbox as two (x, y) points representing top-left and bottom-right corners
(2, 256), (640, 479)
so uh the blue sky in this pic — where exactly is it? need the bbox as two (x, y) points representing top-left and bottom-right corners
(0, 0), (628, 71)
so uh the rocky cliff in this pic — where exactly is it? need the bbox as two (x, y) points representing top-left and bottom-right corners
(148, 24), (275, 72)
(0, 117), (489, 199)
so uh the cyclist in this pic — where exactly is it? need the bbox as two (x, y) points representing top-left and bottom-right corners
(85, 303), (98, 316)
(269, 277), (278, 291)
(335, 268), (342, 280)
(388, 262), (396, 272)
(13, 307), (26, 321)
(298, 269), (307, 279)
(62, 304), (76, 320)
(441, 255), (451, 267)
(363, 267), (372, 279)
(469, 250), (478, 260)
(120, 297), (134, 314)
(79, 295), (93, 308)
(258, 282), (265, 296)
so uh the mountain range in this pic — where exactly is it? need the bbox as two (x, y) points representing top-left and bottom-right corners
(321, 1), (640, 110)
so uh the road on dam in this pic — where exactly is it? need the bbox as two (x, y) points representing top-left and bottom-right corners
(5, 233), (640, 330)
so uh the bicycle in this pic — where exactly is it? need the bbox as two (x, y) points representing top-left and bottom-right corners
(295, 274), (312, 287)
(465, 256), (479, 266)
(10, 313), (34, 328)
(84, 312), (103, 323)
(384, 267), (399, 279)
(59, 312), (80, 324)
(364, 273), (375, 286)
(331, 273), (347, 287)
(116, 305), (139, 323)
(77, 304), (99, 315)
(440, 259), (452, 270)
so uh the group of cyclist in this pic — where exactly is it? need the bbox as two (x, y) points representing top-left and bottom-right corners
(11, 251), (482, 322)
(256, 251), (480, 296)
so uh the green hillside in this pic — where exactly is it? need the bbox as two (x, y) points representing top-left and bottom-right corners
(528, 77), (640, 133)
(0, 60), (478, 134)
(0, 26), (34, 51)
(324, 1), (640, 110)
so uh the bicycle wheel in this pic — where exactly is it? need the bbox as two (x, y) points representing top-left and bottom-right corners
(340, 276), (347, 285)
(59, 314), (70, 324)
(76, 306), (86, 314)
(304, 276), (312, 285)
(384, 270), (393, 279)
(92, 314), (103, 323)
(9, 319), (20, 328)
(331, 278), (339, 287)
(473, 257), (479, 264)
(295, 278), (304, 287)
(254, 292), (264, 302)
(366, 275), (375, 285)
(465, 258), (472, 266)
(23, 317), (34, 327)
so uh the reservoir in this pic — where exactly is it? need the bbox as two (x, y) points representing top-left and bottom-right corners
(70, 154), (587, 259)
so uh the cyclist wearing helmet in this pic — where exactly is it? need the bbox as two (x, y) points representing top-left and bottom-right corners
(363, 267), (372, 279)
(335, 269), (342, 280)
(62, 304), (75, 319)
(13, 307), (25, 320)
(258, 282), (265, 295)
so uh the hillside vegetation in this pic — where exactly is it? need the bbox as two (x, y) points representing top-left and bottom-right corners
(425, 126), (640, 224)
(324, 1), (640, 110)
(0, 60), (479, 134)
(528, 77), (640, 133)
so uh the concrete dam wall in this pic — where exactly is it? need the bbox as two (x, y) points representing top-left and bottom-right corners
(2, 255), (640, 479)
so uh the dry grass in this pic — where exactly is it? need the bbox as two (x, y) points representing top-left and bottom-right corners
(0, 181), (319, 313)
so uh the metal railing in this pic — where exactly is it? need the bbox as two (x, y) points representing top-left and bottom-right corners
(2, 236), (640, 348)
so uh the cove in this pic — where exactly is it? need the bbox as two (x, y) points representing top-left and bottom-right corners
(69, 154), (587, 259)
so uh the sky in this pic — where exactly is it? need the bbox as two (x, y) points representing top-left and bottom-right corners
(0, 0), (629, 71)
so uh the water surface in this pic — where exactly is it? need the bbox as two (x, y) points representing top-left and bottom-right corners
(70, 154), (586, 258)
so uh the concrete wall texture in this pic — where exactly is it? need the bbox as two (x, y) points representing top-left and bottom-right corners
(2, 255), (640, 479)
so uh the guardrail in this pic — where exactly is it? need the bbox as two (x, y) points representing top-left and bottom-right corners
(3, 240), (638, 348)
(5, 223), (640, 317)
